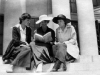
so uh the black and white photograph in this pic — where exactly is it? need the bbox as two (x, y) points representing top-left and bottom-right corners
(0, 0), (100, 74)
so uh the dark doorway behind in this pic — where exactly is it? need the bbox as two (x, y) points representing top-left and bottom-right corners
(29, 16), (39, 38)
(71, 21), (80, 54)
(95, 20), (100, 54)
(0, 14), (4, 55)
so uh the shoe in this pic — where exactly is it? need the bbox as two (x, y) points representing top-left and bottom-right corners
(26, 67), (31, 70)
(4, 59), (11, 64)
(50, 68), (58, 72)
(51, 60), (61, 72)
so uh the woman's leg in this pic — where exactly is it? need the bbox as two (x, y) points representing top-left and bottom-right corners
(52, 44), (67, 71)
(11, 46), (31, 68)
(51, 59), (62, 72)
(63, 61), (67, 71)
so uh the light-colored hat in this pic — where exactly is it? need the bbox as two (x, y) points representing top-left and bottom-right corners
(36, 15), (53, 24)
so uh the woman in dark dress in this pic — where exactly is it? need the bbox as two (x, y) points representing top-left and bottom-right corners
(2, 13), (32, 70)
(11, 14), (55, 72)
(29, 14), (55, 72)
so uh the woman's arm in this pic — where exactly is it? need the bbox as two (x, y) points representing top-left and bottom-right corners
(64, 26), (77, 45)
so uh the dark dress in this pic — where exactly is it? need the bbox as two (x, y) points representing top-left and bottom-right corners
(2, 24), (32, 63)
(35, 26), (55, 57)
(30, 26), (55, 67)
(11, 26), (55, 69)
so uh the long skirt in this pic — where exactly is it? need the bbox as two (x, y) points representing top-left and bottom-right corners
(2, 39), (19, 61)
(30, 42), (52, 67)
(11, 42), (52, 69)
(52, 43), (76, 63)
(11, 46), (31, 68)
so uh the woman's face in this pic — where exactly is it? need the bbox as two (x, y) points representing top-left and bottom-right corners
(22, 19), (30, 27)
(41, 20), (49, 28)
(58, 19), (65, 27)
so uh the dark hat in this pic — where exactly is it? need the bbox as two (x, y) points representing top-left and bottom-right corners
(52, 14), (71, 24)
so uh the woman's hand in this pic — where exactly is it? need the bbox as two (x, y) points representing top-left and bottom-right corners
(25, 42), (29, 46)
(20, 44), (30, 49)
(56, 43), (67, 50)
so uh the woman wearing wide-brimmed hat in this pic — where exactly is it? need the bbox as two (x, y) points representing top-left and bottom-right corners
(51, 14), (79, 72)
(9, 15), (55, 72)
(29, 14), (55, 72)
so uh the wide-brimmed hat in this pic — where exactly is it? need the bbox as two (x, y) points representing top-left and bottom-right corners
(52, 14), (71, 24)
(36, 15), (53, 24)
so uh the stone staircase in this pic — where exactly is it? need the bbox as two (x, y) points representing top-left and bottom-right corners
(0, 55), (100, 75)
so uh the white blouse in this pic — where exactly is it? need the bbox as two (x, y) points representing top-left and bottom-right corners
(19, 25), (26, 43)
(56, 24), (79, 59)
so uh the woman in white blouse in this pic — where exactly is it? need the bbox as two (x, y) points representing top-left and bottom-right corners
(51, 14), (79, 72)
(3, 13), (32, 72)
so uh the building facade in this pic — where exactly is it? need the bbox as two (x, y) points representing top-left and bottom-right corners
(0, 0), (100, 57)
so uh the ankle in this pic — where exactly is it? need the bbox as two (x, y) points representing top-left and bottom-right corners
(51, 68), (58, 72)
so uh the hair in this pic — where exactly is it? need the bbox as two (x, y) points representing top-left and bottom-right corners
(19, 13), (31, 24)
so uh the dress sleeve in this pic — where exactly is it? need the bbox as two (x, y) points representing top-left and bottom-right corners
(55, 28), (59, 42)
(51, 29), (55, 42)
(64, 26), (77, 45)
(12, 27), (26, 46)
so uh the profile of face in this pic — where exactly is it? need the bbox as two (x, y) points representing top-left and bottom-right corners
(22, 19), (30, 27)
(58, 19), (65, 28)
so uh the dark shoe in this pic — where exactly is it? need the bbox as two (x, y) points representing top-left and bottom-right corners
(51, 60), (61, 72)
(4, 59), (11, 64)
(63, 62), (67, 71)
(26, 67), (31, 70)
(50, 68), (58, 72)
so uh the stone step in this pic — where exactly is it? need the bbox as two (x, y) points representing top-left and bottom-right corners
(78, 55), (92, 63)
(0, 64), (10, 73)
(2, 62), (100, 73)
(76, 55), (100, 63)
(0, 55), (100, 73)
(0, 71), (100, 75)
(92, 55), (100, 62)
(42, 62), (100, 72)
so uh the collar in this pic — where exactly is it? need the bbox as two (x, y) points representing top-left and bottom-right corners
(59, 24), (71, 32)
(19, 24), (26, 31)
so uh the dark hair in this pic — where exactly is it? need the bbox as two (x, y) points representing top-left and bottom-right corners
(57, 19), (67, 26)
(19, 13), (31, 24)
(44, 20), (50, 23)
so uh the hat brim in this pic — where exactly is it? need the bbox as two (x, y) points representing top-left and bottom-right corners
(36, 17), (53, 24)
(52, 17), (71, 24)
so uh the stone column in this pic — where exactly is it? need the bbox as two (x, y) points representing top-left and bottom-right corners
(76, 0), (98, 55)
(0, 0), (1, 13)
(52, 0), (71, 31)
(3, 0), (26, 54)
